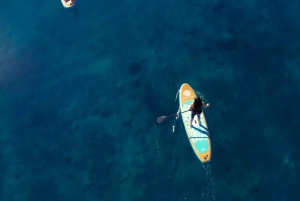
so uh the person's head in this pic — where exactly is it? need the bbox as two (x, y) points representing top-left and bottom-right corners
(194, 96), (202, 102)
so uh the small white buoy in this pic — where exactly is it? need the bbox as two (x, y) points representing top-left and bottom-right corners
(61, 0), (77, 9)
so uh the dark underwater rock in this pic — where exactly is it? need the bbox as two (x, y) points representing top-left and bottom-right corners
(213, 1), (225, 12)
(128, 62), (142, 75)
(117, 170), (130, 184)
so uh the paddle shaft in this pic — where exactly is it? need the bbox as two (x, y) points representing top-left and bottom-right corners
(164, 110), (189, 118)
(157, 110), (190, 123)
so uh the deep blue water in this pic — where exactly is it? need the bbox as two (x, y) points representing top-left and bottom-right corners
(1, 0), (300, 200)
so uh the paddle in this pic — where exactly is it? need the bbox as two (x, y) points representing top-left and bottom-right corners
(157, 110), (189, 123)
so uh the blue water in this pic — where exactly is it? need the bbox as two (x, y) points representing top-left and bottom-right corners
(1, 0), (300, 200)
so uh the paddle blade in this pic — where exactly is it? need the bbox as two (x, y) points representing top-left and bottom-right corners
(157, 116), (166, 123)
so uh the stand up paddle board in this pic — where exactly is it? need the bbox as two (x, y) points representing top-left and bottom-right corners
(61, 0), (77, 9)
(179, 83), (211, 163)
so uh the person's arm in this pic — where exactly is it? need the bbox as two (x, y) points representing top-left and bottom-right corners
(202, 102), (210, 108)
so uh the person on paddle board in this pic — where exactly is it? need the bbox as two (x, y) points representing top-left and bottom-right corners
(189, 97), (210, 126)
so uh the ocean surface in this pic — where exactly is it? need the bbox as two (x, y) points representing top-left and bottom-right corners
(1, 0), (300, 200)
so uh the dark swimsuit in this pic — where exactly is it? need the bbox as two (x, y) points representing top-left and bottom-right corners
(191, 107), (202, 118)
